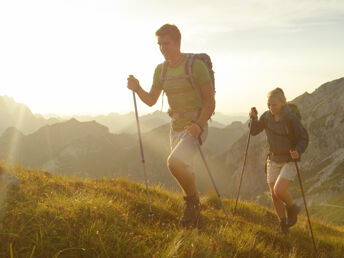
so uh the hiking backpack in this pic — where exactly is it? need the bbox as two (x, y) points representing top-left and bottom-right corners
(284, 103), (309, 150)
(159, 53), (215, 111)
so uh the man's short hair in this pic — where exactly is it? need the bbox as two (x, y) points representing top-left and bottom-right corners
(155, 24), (181, 45)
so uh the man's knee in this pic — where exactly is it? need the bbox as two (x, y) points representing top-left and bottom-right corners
(273, 185), (284, 199)
(167, 155), (184, 175)
(269, 187), (279, 202)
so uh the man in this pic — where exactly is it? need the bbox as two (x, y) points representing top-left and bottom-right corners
(127, 24), (215, 228)
(249, 88), (307, 234)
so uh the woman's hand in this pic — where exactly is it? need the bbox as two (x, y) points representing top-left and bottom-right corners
(249, 107), (258, 118)
(290, 150), (300, 160)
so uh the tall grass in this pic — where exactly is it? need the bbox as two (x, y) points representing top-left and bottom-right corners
(0, 165), (343, 257)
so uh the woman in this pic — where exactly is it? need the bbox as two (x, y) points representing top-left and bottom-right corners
(249, 88), (308, 234)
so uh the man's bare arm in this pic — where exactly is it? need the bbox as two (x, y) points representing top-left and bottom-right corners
(195, 81), (215, 127)
(127, 75), (162, 107)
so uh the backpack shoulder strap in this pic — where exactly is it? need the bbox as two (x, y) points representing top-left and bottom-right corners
(159, 62), (168, 88)
(185, 54), (195, 87)
(284, 118), (298, 149)
(261, 111), (270, 129)
(185, 54), (202, 102)
(284, 115), (309, 150)
(287, 103), (302, 120)
(159, 62), (168, 111)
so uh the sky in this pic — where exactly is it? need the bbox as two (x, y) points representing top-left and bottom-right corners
(0, 0), (344, 116)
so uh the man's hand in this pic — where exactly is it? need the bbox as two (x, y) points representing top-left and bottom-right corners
(290, 149), (300, 160)
(249, 107), (258, 119)
(127, 75), (140, 92)
(184, 122), (202, 137)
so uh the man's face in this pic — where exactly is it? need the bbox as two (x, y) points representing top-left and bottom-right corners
(157, 34), (180, 61)
(268, 96), (285, 116)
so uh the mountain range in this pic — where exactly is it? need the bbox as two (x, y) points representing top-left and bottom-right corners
(0, 95), (245, 135)
(0, 96), (60, 134)
(0, 117), (248, 193)
(70, 111), (245, 133)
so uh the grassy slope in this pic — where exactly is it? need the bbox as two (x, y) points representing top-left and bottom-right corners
(0, 166), (343, 258)
(286, 159), (344, 226)
(310, 192), (344, 226)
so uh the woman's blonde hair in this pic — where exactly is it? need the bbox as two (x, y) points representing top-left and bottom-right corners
(267, 87), (287, 104)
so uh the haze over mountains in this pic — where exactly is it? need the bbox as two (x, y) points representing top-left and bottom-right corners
(1, 77), (343, 225)
(0, 95), (246, 135)
(66, 111), (245, 134)
(0, 96), (60, 134)
(0, 93), (248, 190)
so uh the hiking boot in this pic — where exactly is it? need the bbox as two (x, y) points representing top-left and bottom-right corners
(180, 194), (201, 228)
(286, 204), (300, 227)
(279, 218), (289, 235)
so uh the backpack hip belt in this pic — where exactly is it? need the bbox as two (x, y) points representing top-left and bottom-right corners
(269, 151), (298, 162)
(168, 109), (200, 120)
(269, 151), (291, 157)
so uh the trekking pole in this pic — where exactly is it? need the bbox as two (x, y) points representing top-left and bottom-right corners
(234, 118), (253, 215)
(132, 91), (154, 218)
(194, 137), (235, 233)
(294, 160), (317, 255)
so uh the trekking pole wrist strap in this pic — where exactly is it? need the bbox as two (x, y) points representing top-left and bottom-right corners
(135, 84), (142, 93)
(194, 121), (203, 132)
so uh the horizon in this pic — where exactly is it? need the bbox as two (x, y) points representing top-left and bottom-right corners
(0, 93), (247, 118)
(1, 75), (338, 119)
(1, 0), (344, 115)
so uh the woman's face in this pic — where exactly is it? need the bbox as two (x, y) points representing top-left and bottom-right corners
(268, 96), (285, 116)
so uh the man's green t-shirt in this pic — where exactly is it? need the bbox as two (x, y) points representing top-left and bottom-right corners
(152, 55), (211, 131)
